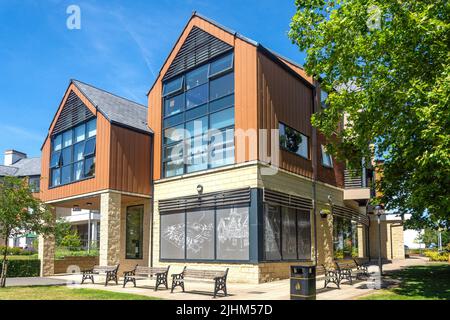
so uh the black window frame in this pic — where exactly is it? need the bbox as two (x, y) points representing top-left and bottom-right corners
(49, 117), (97, 188)
(263, 203), (312, 262)
(161, 52), (236, 178)
(279, 122), (310, 160)
(159, 204), (250, 263)
(125, 205), (144, 260)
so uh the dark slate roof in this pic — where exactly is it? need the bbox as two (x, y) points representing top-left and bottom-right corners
(13, 158), (41, 177)
(0, 165), (18, 176)
(72, 80), (152, 134)
(0, 158), (40, 177)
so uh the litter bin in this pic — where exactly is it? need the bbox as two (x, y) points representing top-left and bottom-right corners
(290, 265), (316, 300)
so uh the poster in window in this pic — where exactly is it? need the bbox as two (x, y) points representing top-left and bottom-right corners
(160, 212), (185, 259)
(186, 210), (214, 260)
(264, 204), (281, 260)
(282, 207), (297, 260)
(297, 210), (311, 260)
(216, 206), (249, 260)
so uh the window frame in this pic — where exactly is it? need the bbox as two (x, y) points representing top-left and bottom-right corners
(161, 52), (235, 178)
(263, 203), (312, 262)
(159, 205), (250, 263)
(279, 122), (310, 160)
(49, 117), (97, 188)
(321, 144), (334, 168)
(125, 205), (144, 260)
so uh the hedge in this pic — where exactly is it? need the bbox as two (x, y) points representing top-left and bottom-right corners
(0, 259), (40, 277)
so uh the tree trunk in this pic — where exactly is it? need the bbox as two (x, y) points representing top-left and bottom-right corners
(0, 235), (9, 288)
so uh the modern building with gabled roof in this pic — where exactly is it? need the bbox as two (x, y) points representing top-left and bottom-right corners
(38, 12), (404, 283)
(39, 79), (153, 276)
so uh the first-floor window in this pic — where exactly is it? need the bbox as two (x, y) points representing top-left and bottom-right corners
(160, 205), (249, 261)
(333, 216), (358, 259)
(126, 205), (144, 259)
(263, 204), (311, 261)
(321, 145), (333, 168)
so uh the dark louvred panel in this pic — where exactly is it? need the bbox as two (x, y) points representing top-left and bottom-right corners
(163, 26), (233, 81)
(158, 187), (250, 212)
(52, 91), (95, 135)
(263, 189), (313, 211)
(333, 205), (370, 226)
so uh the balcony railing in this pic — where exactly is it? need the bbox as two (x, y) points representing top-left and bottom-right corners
(344, 169), (367, 189)
(344, 169), (375, 200)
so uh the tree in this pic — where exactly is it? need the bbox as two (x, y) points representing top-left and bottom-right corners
(289, 0), (449, 228)
(0, 176), (54, 287)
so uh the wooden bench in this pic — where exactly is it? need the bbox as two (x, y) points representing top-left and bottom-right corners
(353, 258), (370, 277)
(170, 267), (229, 298)
(335, 260), (366, 284)
(317, 264), (341, 289)
(81, 265), (119, 286)
(123, 265), (170, 291)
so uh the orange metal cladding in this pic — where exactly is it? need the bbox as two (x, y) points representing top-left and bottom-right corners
(257, 51), (344, 188)
(40, 84), (152, 203)
(148, 15), (258, 181)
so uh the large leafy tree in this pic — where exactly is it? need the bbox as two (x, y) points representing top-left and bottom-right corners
(0, 176), (54, 287)
(289, 0), (449, 228)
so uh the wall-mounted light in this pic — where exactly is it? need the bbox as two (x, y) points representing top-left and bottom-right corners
(196, 184), (203, 195)
(86, 202), (93, 207)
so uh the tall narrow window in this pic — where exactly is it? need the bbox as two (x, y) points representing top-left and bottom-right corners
(321, 145), (333, 168)
(126, 205), (144, 259)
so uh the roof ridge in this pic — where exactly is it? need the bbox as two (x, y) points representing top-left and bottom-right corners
(72, 79), (147, 109)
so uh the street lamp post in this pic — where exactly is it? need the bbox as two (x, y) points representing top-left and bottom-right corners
(374, 205), (385, 276)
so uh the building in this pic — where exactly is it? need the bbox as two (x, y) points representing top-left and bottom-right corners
(38, 13), (404, 282)
(0, 150), (41, 248)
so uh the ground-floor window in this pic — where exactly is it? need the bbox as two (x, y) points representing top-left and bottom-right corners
(160, 205), (250, 261)
(126, 205), (144, 259)
(333, 216), (358, 259)
(263, 204), (311, 261)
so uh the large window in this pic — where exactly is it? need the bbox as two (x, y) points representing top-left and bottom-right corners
(263, 204), (311, 261)
(162, 52), (235, 178)
(279, 122), (309, 159)
(160, 205), (249, 261)
(50, 118), (96, 187)
(333, 216), (358, 259)
(126, 205), (144, 259)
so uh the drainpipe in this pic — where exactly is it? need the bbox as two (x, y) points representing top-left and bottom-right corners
(312, 83), (318, 266)
(149, 134), (155, 267)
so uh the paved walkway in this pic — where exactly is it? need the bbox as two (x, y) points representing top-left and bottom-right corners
(6, 257), (430, 300)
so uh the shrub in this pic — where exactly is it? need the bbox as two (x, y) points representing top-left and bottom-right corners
(0, 259), (40, 277)
(59, 234), (82, 250)
(423, 250), (449, 262)
(0, 246), (37, 256)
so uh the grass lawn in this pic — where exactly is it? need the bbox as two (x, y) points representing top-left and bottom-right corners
(359, 263), (450, 300)
(0, 286), (160, 300)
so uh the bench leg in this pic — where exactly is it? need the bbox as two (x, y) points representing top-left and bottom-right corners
(171, 277), (184, 293)
(214, 277), (227, 298)
(123, 276), (136, 288)
(81, 274), (94, 285)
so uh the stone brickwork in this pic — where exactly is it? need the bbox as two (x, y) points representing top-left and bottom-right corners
(54, 256), (99, 274)
(369, 218), (405, 260)
(38, 234), (55, 277)
(99, 192), (121, 266)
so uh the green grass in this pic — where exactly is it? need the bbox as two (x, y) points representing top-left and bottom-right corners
(0, 286), (161, 300)
(359, 264), (450, 300)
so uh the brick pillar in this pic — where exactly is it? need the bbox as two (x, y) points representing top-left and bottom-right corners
(99, 192), (121, 266)
(38, 207), (56, 277)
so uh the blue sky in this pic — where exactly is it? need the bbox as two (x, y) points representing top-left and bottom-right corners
(0, 0), (306, 163)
